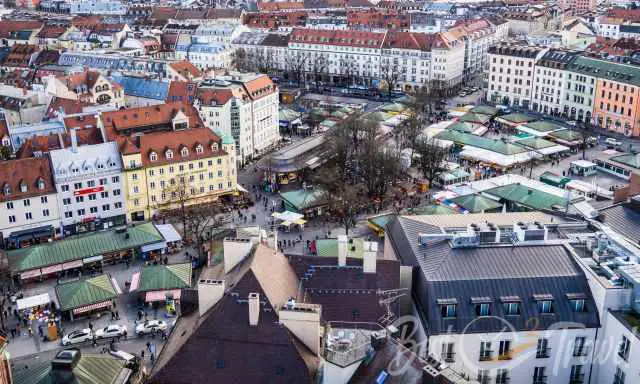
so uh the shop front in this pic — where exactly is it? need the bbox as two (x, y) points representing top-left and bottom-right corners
(7, 225), (54, 249)
(63, 214), (127, 236)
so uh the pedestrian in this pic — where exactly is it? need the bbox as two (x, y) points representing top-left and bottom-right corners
(146, 341), (151, 352)
(111, 311), (115, 321)
(115, 310), (120, 320)
(88, 322), (93, 333)
(137, 310), (142, 321)
(141, 350), (145, 360)
(112, 301), (116, 310)
(10, 328), (15, 338)
(38, 325), (43, 337)
(92, 335), (97, 347)
(28, 327), (32, 337)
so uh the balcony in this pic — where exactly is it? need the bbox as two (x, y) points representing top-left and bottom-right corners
(441, 352), (455, 363)
(569, 373), (584, 384)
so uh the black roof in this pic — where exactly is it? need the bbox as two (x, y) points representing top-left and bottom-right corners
(386, 216), (600, 335)
(288, 255), (400, 323)
(488, 44), (542, 58)
(538, 49), (579, 69)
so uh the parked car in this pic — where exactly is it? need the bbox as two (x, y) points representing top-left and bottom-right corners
(135, 320), (167, 336)
(61, 328), (92, 346)
(95, 324), (127, 339)
(605, 137), (623, 148)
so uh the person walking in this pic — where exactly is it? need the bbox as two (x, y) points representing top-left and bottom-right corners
(115, 311), (120, 320)
(10, 327), (15, 338)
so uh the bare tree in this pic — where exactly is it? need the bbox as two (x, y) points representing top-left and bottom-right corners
(398, 114), (421, 162)
(310, 54), (327, 90)
(380, 58), (401, 99)
(231, 48), (249, 72)
(313, 165), (363, 236)
(285, 51), (308, 88)
(414, 137), (449, 187)
(339, 55), (357, 87)
(254, 49), (276, 75)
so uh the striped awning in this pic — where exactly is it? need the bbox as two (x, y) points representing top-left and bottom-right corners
(21, 269), (41, 280)
(62, 260), (83, 270)
(145, 289), (181, 302)
(72, 300), (112, 315)
(41, 264), (63, 275)
(129, 272), (140, 292)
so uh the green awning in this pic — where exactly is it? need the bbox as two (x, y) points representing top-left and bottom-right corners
(138, 262), (192, 292)
(56, 274), (118, 311)
(8, 223), (164, 273)
(449, 194), (503, 213)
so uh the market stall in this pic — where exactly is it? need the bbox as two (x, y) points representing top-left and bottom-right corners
(56, 273), (120, 321)
(155, 224), (183, 254)
(130, 263), (191, 312)
(272, 211), (307, 232)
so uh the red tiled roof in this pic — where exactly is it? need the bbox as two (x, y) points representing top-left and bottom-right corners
(0, 120), (8, 139)
(101, 102), (204, 139)
(242, 75), (276, 101)
(290, 28), (385, 48)
(0, 157), (56, 202)
(137, 127), (225, 166)
(196, 88), (237, 106)
(45, 97), (86, 119)
(37, 25), (67, 39)
(63, 114), (98, 131)
(167, 81), (197, 102)
(382, 31), (447, 51)
(0, 20), (43, 39)
(60, 70), (103, 91)
(168, 60), (203, 79)
(258, 1), (304, 11)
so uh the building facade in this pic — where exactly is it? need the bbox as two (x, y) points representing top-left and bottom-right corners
(48, 139), (126, 236)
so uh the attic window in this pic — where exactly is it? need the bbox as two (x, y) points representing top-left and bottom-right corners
(37, 178), (45, 190)
(19, 181), (27, 193)
(166, 149), (174, 159)
(3, 184), (10, 195)
(150, 152), (158, 161)
(212, 142), (219, 151)
(196, 144), (203, 154)
(181, 147), (189, 157)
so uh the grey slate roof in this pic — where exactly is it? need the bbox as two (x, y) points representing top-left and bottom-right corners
(599, 202), (640, 245)
(386, 216), (600, 335)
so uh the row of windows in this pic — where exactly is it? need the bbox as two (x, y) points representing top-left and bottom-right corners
(6, 196), (49, 210)
(62, 203), (122, 218)
(440, 298), (586, 319)
(60, 176), (119, 192)
(8, 209), (50, 222)
(62, 190), (121, 205)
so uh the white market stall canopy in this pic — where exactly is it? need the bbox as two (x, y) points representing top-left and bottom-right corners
(155, 224), (182, 244)
(272, 211), (306, 225)
(16, 293), (51, 310)
(460, 147), (532, 167)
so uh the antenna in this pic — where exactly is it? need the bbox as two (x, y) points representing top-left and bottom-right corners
(377, 288), (408, 326)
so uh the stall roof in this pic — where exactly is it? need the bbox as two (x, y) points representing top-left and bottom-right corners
(9, 223), (163, 273)
(316, 238), (365, 258)
(469, 105), (498, 116)
(540, 171), (571, 186)
(514, 137), (557, 150)
(610, 153), (640, 170)
(548, 129), (583, 143)
(155, 224), (182, 243)
(449, 194), (503, 213)
(368, 214), (395, 230)
(279, 189), (327, 210)
(458, 112), (491, 125)
(483, 183), (569, 211)
(137, 263), (192, 292)
(435, 130), (528, 155)
(522, 120), (564, 132)
(12, 353), (130, 384)
(571, 160), (597, 168)
(459, 146), (532, 167)
(16, 293), (51, 310)
(56, 274), (118, 312)
(496, 113), (537, 125)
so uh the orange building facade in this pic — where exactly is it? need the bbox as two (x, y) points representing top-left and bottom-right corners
(594, 78), (640, 137)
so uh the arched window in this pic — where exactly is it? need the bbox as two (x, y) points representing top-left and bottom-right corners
(150, 151), (158, 161)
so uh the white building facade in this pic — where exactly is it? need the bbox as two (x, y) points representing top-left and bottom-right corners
(49, 139), (126, 236)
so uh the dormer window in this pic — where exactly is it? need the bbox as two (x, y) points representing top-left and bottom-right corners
(472, 297), (492, 317)
(150, 151), (158, 162)
(166, 150), (174, 159)
(181, 147), (189, 157)
(196, 144), (203, 154)
(437, 298), (457, 318)
(37, 178), (45, 190)
(534, 294), (554, 314)
(212, 143), (219, 151)
(501, 296), (521, 316)
(2, 183), (10, 196)
(19, 181), (27, 193)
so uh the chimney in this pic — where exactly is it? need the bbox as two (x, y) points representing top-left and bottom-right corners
(337, 235), (348, 267)
(70, 128), (78, 153)
(363, 241), (378, 274)
(198, 279), (225, 317)
(248, 292), (260, 326)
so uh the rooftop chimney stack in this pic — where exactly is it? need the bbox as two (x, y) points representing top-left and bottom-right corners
(70, 128), (78, 153)
(363, 241), (378, 274)
(337, 235), (348, 267)
(249, 292), (260, 326)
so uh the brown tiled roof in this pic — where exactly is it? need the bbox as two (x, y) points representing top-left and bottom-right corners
(258, 1), (304, 11)
(3, 44), (38, 67)
(63, 114), (98, 131)
(167, 81), (197, 103)
(168, 60), (203, 79)
(137, 127), (225, 166)
(119, 138), (140, 155)
(204, 8), (242, 19)
(37, 25), (67, 39)
(382, 31), (447, 51)
(148, 245), (311, 384)
(196, 88), (237, 106)
(291, 28), (385, 48)
(33, 49), (60, 66)
(0, 157), (55, 202)
(101, 102), (204, 138)
(61, 70), (103, 92)
(46, 97), (86, 119)
(242, 75), (276, 101)
(149, 7), (177, 20)
(0, 20), (43, 39)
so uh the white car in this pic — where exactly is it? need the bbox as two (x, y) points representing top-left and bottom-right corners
(605, 137), (623, 147)
(95, 324), (128, 339)
(61, 328), (92, 346)
(135, 320), (167, 336)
